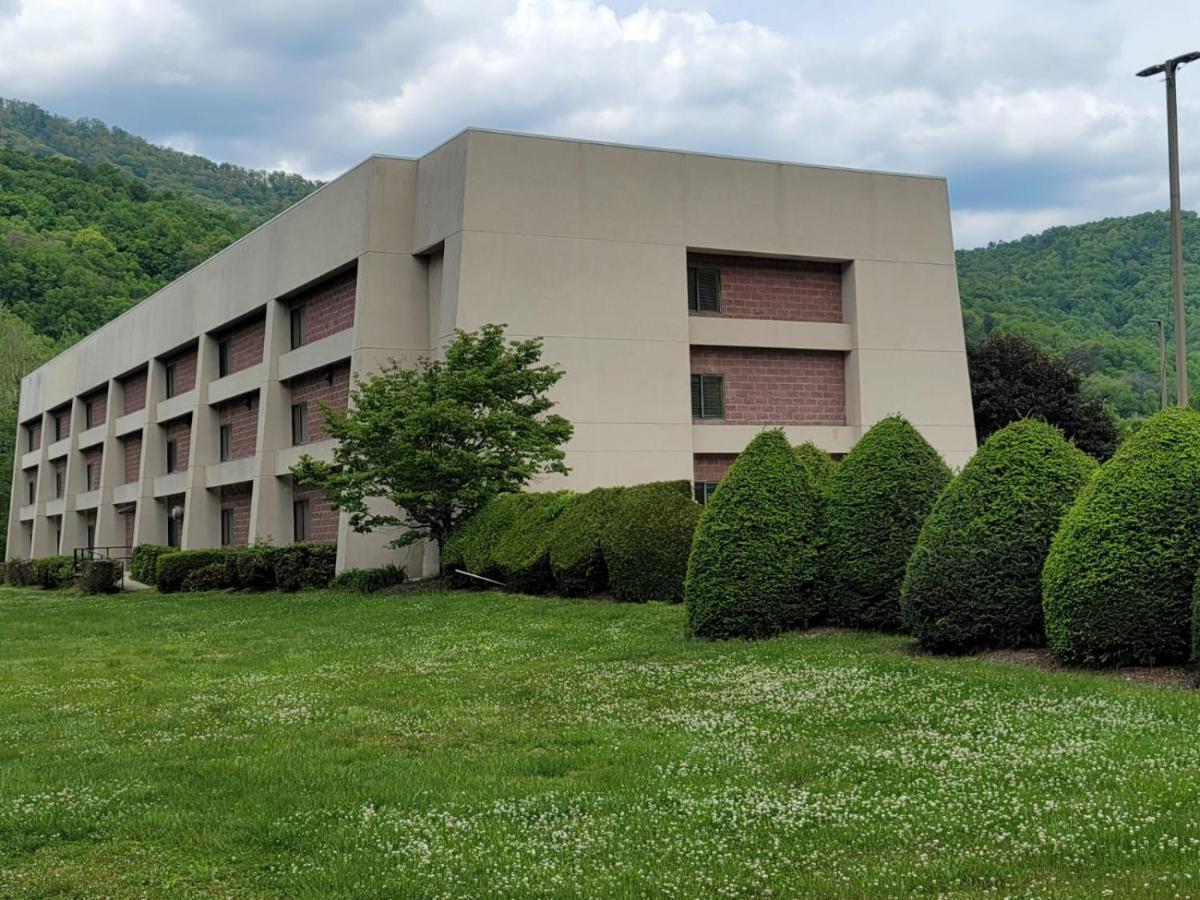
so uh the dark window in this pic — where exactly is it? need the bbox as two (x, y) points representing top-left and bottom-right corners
(165, 363), (177, 399)
(166, 440), (178, 474)
(219, 424), (233, 462)
(167, 507), (182, 548)
(687, 266), (721, 313)
(86, 524), (95, 552)
(290, 305), (305, 350)
(55, 520), (62, 552)
(690, 374), (725, 419)
(694, 481), (719, 505)
(84, 400), (94, 429)
(293, 498), (310, 542)
(86, 463), (95, 490)
(218, 339), (231, 378)
(53, 414), (63, 442)
(291, 402), (308, 445)
(54, 470), (63, 498)
(27, 480), (35, 504)
(220, 508), (234, 547)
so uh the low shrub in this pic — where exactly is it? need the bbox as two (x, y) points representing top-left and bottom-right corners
(547, 487), (625, 596)
(5, 558), (34, 586)
(1044, 407), (1200, 666)
(901, 420), (1096, 653)
(232, 541), (278, 591)
(156, 550), (233, 593)
(823, 416), (951, 631)
(686, 430), (824, 639)
(79, 559), (122, 595)
(603, 482), (701, 603)
(275, 543), (337, 592)
(34, 556), (75, 590)
(131, 544), (176, 585)
(330, 564), (407, 593)
(443, 494), (544, 580)
(491, 492), (576, 593)
(182, 562), (236, 593)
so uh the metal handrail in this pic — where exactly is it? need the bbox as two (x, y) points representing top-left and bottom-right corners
(73, 546), (133, 591)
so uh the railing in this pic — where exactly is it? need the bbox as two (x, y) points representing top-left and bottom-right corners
(73, 545), (133, 590)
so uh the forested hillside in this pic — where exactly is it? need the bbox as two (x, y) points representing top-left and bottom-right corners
(0, 99), (320, 222)
(957, 211), (1200, 418)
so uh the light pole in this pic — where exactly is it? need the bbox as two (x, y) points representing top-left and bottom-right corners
(1138, 51), (1199, 407)
(1151, 318), (1168, 408)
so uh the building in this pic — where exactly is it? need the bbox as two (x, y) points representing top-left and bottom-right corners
(6, 129), (977, 577)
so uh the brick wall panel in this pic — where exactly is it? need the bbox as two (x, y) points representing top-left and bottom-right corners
(82, 446), (103, 490)
(690, 347), (846, 426)
(163, 419), (191, 472)
(163, 346), (198, 395)
(218, 393), (259, 459)
(288, 364), (351, 443)
(291, 270), (356, 346)
(693, 453), (739, 483)
(218, 316), (266, 374)
(689, 253), (843, 323)
(124, 510), (135, 550)
(51, 407), (70, 441)
(292, 482), (339, 543)
(219, 482), (253, 547)
(82, 388), (107, 428)
(122, 369), (148, 414)
(26, 421), (41, 452)
(123, 433), (142, 483)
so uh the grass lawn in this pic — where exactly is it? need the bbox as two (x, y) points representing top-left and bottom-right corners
(3, 587), (1200, 898)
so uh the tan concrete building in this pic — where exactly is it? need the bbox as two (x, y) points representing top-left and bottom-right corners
(6, 129), (976, 576)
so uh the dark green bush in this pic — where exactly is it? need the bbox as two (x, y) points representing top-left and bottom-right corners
(156, 550), (233, 593)
(547, 487), (625, 596)
(182, 562), (236, 593)
(232, 541), (278, 591)
(603, 482), (701, 603)
(131, 544), (176, 585)
(33, 555), (75, 590)
(79, 559), (122, 595)
(443, 493), (544, 580)
(330, 564), (407, 593)
(901, 420), (1096, 653)
(5, 558), (34, 586)
(823, 416), (952, 631)
(686, 430), (823, 639)
(491, 492), (576, 593)
(793, 442), (836, 486)
(1044, 407), (1200, 666)
(274, 543), (337, 591)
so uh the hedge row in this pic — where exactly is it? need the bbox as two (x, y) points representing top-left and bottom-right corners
(444, 480), (700, 602)
(148, 542), (337, 594)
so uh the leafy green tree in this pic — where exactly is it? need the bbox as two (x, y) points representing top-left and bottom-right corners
(292, 325), (573, 555)
(968, 332), (1121, 460)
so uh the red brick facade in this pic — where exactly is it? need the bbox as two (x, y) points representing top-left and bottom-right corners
(293, 481), (339, 542)
(123, 433), (142, 483)
(163, 418), (191, 472)
(288, 363), (351, 443)
(123, 510), (135, 551)
(53, 459), (66, 496)
(51, 407), (70, 441)
(26, 421), (41, 452)
(693, 453), (738, 484)
(218, 315), (266, 375)
(163, 345), (198, 396)
(122, 369), (148, 414)
(82, 446), (103, 490)
(82, 388), (107, 428)
(688, 253), (843, 323)
(291, 270), (356, 346)
(218, 393), (259, 459)
(219, 482), (253, 547)
(690, 347), (846, 426)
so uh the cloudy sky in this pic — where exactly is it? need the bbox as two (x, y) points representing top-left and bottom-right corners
(0, 0), (1197, 247)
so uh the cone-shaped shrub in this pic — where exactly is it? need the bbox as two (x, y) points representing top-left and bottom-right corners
(547, 486), (625, 596)
(824, 416), (951, 630)
(1044, 407), (1200, 666)
(686, 430), (823, 639)
(442, 493), (542, 579)
(491, 492), (576, 593)
(901, 420), (1096, 652)
(603, 483), (701, 603)
(793, 442), (836, 487)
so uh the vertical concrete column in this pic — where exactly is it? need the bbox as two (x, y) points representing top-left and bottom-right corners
(5, 419), (25, 559)
(29, 412), (57, 557)
(248, 299), (293, 544)
(182, 334), (220, 549)
(93, 379), (123, 551)
(58, 399), (87, 556)
(132, 362), (166, 547)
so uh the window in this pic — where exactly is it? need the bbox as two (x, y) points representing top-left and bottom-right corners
(85, 463), (95, 491)
(165, 363), (177, 399)
(167, 508), (181, 549)
(27, 480), (35, 505)
(219, 424), (233, 461)
(293, 498), (310, 542)
(687, 266), (721, 313)
(84, 400), (94, 430)
(53, 414), (63, 442)
(218, 338), (231, 378)
(220, 508), (234, 547)
(86, 524), (95, 552)
(166, 440), (178, 474)
(290, 305), (305, 350)
(694, 481), (719, 505)
(54, 470), (63, 498)
(291, 402), (308, 445)
(690, 374), (725, 419)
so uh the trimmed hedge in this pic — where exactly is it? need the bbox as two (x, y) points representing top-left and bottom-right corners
(274, 542), (337, 591)
(901, 420), (1096, 653)
(330, 564), (407, 593)
(34, 556), (75, 590)
(686, 430), (823, 639)
(547, 487), (625, 596)
(182, 563), (236, 593)
(1044, 407), (1200, 666)
(5, 558), (34, 586)
(156, 549), (232, 593)
(491, 492), (576, 593)
(80, 559), (122, 594)
(823, 416), (951, 631)
(443, 493), (544, 580)
(603, 482), (701, 603)
(131, 544), (176, 585)
(232, 542), (278, 591)
(793, 442), (836, 486)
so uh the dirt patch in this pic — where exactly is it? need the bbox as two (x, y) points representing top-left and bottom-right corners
(960, 644), (1195, 689)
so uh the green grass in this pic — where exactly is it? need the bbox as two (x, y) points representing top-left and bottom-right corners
(3, 587), (1200, 898)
